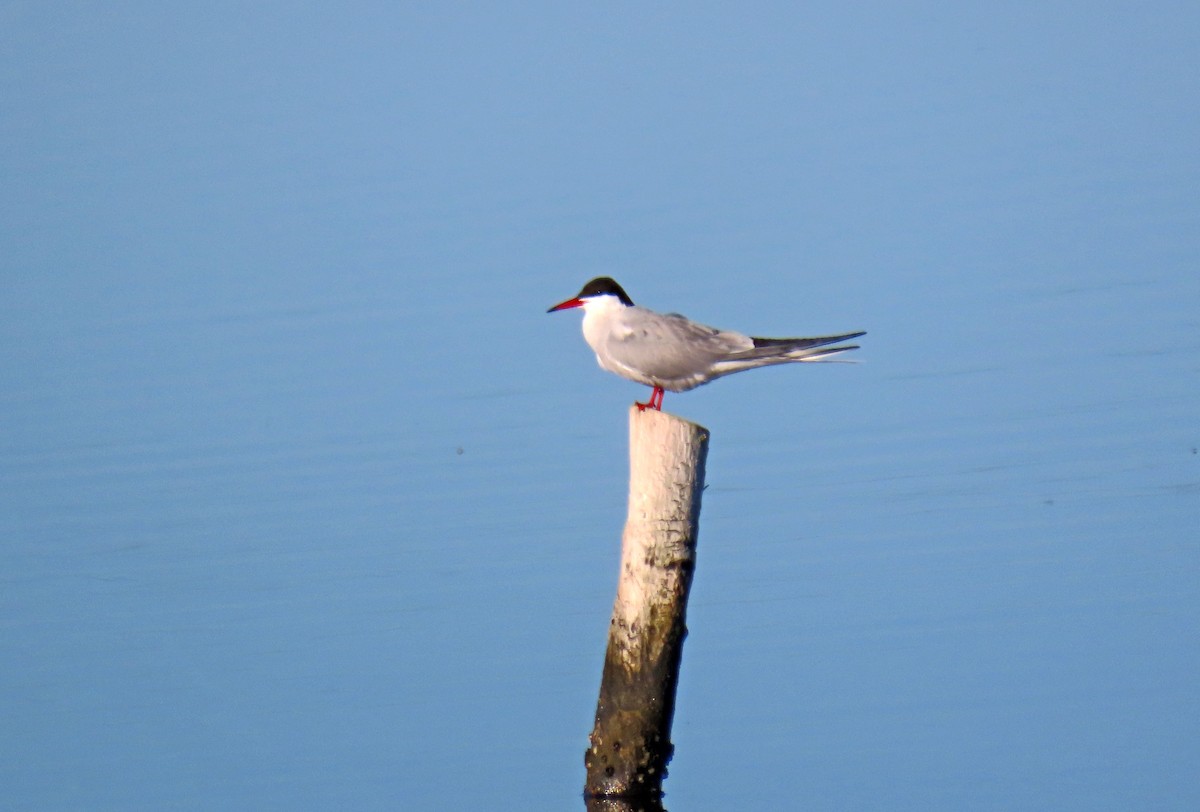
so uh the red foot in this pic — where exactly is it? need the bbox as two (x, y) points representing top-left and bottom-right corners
(635, 386), (665, 411)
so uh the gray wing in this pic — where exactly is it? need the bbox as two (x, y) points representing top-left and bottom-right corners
(603, 308), (754, 382)
(732, 331), (867, 360)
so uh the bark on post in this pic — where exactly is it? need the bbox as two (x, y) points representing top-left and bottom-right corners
(584, 406), (709, 799)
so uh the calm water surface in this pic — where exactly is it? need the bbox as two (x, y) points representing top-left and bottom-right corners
(3, 4), (1198, 810)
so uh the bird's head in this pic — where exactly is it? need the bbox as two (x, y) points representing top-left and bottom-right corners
(547, 277), (634, 313)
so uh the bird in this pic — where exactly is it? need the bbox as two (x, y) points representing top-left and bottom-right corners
(547, 277), (865, 411)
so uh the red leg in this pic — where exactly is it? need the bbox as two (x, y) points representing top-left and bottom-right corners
(636, 386), (665, 411)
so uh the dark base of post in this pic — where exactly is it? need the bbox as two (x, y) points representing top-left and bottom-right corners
(583, 603), (689, 797)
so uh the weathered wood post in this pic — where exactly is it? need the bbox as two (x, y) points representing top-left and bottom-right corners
(584, 406), (709, 799)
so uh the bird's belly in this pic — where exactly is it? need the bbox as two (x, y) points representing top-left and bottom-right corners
(594, 352), (706, 392)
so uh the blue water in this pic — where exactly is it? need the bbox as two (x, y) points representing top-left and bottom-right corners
(3, 4), (1197, 809)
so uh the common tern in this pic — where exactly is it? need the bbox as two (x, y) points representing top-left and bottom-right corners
(548, 277), (865, 411)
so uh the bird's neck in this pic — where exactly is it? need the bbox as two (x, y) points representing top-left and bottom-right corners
(581, 297), (628, 350)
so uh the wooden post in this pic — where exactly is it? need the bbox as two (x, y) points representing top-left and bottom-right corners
(584, 406), (709, 799)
